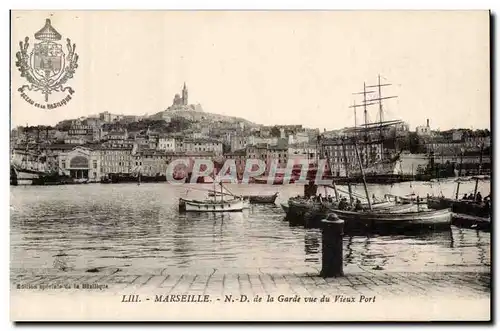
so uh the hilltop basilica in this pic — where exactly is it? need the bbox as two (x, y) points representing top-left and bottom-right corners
(166, 83), (203, 113)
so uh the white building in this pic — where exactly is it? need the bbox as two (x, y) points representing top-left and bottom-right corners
(157, 136), (176, 152)
(416, 119), (432, 136)
(58, 146), (101, 182)
(230, 135), (249, 152)
(288, 131), (310, 145)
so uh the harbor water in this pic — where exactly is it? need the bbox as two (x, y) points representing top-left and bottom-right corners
(10, 181), (491, 275)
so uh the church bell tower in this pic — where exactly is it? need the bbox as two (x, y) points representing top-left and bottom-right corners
(182, 82), (188, 105)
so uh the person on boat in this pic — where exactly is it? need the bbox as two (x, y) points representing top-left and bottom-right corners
(476, 192), (482, 203)
(484, 198), (491, 211)
(316, 194), (323, 203)
(338, 197), (348, 210)
(327, 195), (333, 203)
(354, 199), (363, 211)
(462, 194), (468, 200)
(467, 193), (475, 200)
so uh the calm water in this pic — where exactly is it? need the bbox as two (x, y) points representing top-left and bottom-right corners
(10, 181), (491, 274)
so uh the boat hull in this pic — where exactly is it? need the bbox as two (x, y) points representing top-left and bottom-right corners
(244, 194), (278, 204)
(10, 168), (41, 185)
(208, 192), (278, 204)
(284, 198), (395, 227)
(179, 198), (245, 212)
(427, 197), (490, 218)
(328, 208), (452, 232)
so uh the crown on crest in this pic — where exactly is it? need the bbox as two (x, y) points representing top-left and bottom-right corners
(34, 19), (62, 41)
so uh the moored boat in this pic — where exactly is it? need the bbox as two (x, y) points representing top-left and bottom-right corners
(328, 207), (452, 231)
(208, 191), (278, 204)
(179, 197), (245, 212)
(284, 196), (395, 227)
(427, 176), (491, 219)
(243, 193), (278, 204)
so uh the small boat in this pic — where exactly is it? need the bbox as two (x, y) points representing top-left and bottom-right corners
(179, 197), (245, 212)
(385, 193), (427, 205)
(327, 207), (452, 230)
(179, 181), (247, 212)
(284, 196), (393, 221)
(243, 192), (278, 204)
(208, 191), (278, 204)
(427, 175), (491, 219)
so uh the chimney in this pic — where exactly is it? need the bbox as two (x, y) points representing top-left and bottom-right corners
(426, 119), (430, 128)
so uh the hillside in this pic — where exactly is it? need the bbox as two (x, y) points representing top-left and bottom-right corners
(149, 107), (260, 128)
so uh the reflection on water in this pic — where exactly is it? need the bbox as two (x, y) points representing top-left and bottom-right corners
(11, 183), (490, 274)
(304, 231), (320, 263)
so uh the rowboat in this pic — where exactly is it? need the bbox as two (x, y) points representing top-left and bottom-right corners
(208, 191), (278, 204)
(284, 197), (396, 227)
(327, 208), (452, 231)
(179, 197), (245, 212)
(427, 197), (490, 218)
(385, 193), (427, 205)
(244, 193), (278, 204)
(426, 175), (491, 219)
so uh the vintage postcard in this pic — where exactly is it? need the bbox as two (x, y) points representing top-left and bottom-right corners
(10, 10), (490, 321)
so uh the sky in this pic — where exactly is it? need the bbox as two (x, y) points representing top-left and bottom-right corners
(10, 11), (490, 131)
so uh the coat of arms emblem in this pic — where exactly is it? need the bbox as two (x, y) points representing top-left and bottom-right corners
(15, 19), (78, 109)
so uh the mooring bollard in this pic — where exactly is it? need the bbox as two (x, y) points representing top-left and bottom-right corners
(320, 213), (344, 278)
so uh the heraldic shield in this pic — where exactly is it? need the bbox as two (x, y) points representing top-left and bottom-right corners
(15, 18), (78, 104)
(32, 42), (65, 79)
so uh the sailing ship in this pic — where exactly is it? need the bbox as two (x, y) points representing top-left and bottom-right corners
(321, 75), (408, 182)
(284, 76), (452, 231)
(11, 139), (68, 186)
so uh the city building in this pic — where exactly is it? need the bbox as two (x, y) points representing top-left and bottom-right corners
(64, 119), (96, 144)
(288, 131), (310, 145)
(322, 138), (383, 175)
(288, 143), (317, 163)
(416, 119), (432, 136)
(100, 142), (134, 176)
(58, 146), (101, 182)
(230, 135), (249, 152)
(266, 142), (288, 168)
(157, 136), (176, 152)
(246, 143), (268, 161)
(223, 149), (247, 176)
(132, 149), (169, 177)
(177, 138), (223, 156)
(106, 128), (129, 143)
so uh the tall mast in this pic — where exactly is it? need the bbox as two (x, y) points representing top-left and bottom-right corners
(363, 82), (368, 128)
(365, 75), (398, 164)
(350, 86), (375, 167)
(352, 100), (358, 128)
(354, 140), (372, 210)
(324, 146), (339, 201)
(473, 143), (484, 198)
(341, 138), (354, 205)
